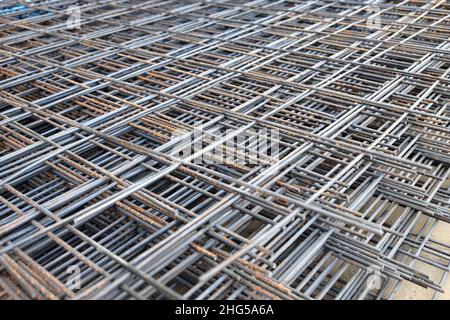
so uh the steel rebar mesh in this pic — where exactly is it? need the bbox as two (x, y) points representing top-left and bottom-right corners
(0, 0), (450, 300)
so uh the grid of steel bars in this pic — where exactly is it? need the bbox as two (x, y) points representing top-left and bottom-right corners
(0, 0), (450, 300)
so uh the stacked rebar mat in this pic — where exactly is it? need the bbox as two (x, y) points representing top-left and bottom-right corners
(0, 0), (450, 300)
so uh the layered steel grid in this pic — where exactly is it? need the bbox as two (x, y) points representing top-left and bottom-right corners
(0, 0), (450, 300)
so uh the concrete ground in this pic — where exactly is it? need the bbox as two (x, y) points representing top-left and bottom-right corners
(395, 221), (450, 300)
